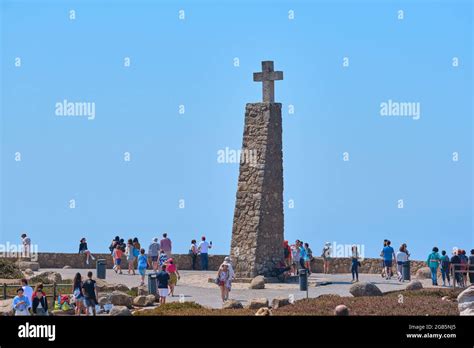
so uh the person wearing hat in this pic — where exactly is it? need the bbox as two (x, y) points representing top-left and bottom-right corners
(12, 287), (30, 316)
(221, 257), (234, 300)
(20, 233), (31, 258)
(148, 237), (161, 272)
(321, 242), (332, 274)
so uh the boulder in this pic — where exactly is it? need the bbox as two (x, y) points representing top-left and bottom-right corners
(109, 306), (132, 316)
(249, 276), (265, 290)
(415, 267), (432, 280)
(248, 298), (269, 310)
(271, 297), (290, 309)
(457, 286), (474, 313)
(133, 295), (156, 307)
(50, 309), (75, 316)
(0, 299), (14, 316)
(460, 308), (474, 316)
(30, 271), (62, 284)
(108, 291), (132, 307)
(137, 286), (149, 296)
(406, 280), (423, 291)
(222, 299), (243, 309)
(349, 282), (382, 297)
(23, 269), (34, 276)
(334, 305), (350, 316)
(255, 307), (271, 316)
(17, 261), (39, 272)
(114, 284), (130, 292)
(98, 297), (109, 306)
(95, 279), (116, 292)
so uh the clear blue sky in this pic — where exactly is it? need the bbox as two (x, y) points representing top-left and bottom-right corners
(1, 0), (472, 260)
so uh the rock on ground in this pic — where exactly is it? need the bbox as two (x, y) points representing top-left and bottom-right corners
(271, 297), (290, 309)
(406, 280), (423, 291)
(95, 279), (116, 292)
(133, 295), (156, 307)
(349, 282), (382, 297)
(248, 298), (269, 309)
(23, 269), (34, 276)
(109, 306), (132, 316)
(63, 266), (72, 269)
(334, 305), (350, 316)
(29, 271), (62, 284)
(222, 299), (243, 309)
(17, 261), (40, 272)
(255, 307), (272, 316)
(457, 286), (474, 314)
(415, 267), (432, 280)
(249, 276), (265, 290)
(108, 291), (132, 307)
(0, 299), (14, 316)
(114, 284), (130, 292)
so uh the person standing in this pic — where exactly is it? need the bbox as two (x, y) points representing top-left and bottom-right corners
(125, 239), (136, 275)
(321, 242), (332, 274)
(20, 233), (31, 258)
(304, 243), (313, 274)
(283, 241), (292, 269)
(299, 241), (308, 272)
(217, 263), (230, 302)
(222, 257), (235, 300)
(469, 249), (474, 285)
(82, 271), (98, 316)
(351, 245), (360, 283)
(148, 238), (160, 272)
(20, 279), (33, 310)
(198, 236), (212, 271)
(72, 273), (85, 315)
(440, 250), (451, 287)
(12, 288), (30, 316)
(160, 233), (172, 257)
(113, 244), (123, 274)
(427, 247), (441, 286)
(381, 240), (396, 280)
(189, 240), (198, 270)
(165, 258), (180, 297)
(159, 250), (169, 267)
(156, 264), (170, 305)
(32, 286), (48, 316)
(291, 242), (300, 275)
(79, 238), (95, 265)
(450, 249), (463, 287)
(133, 238), (141, 267)
(137, 249), (149, 286)
(396, 245), (409, 282)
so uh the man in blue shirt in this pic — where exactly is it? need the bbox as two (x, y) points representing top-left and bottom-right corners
(381, 240), (396, 280)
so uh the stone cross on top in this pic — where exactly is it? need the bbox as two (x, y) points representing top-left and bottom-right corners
(253, 61), (283, 103)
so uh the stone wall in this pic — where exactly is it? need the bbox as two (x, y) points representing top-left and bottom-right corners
(309, 257), (427, 275)
(230, 102), (284, 277)
(2, 254), (426, 275)
(24, 253), (226, 271)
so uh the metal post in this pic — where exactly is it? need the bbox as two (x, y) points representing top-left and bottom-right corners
(53, 282), (57, 303)
(3, 283), (6, 300)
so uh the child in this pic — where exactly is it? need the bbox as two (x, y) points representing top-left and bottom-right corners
(12, 288), (30, 316)
(137, 248), (149, 286)
(113, 244), (123, 274)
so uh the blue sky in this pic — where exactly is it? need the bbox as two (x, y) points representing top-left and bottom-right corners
(1, 0), (472, 259)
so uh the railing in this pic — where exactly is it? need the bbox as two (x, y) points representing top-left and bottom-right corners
(2, 282), (71, 301)
(450, 264), (474, 289)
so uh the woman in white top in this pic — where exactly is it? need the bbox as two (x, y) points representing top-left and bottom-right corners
(396, 245), (409, 281)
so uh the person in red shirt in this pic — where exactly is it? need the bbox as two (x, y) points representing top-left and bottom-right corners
(113, 244), (123, 274)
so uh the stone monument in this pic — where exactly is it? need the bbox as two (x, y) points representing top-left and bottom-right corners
(230, 61), (285, 277)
